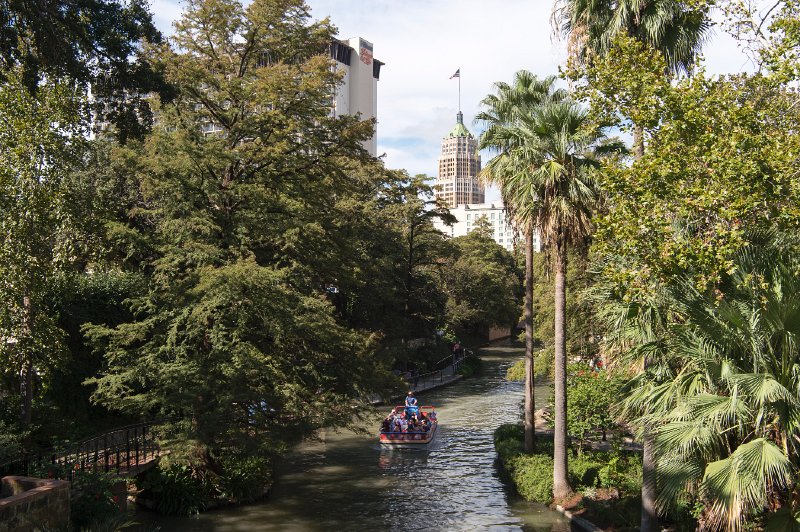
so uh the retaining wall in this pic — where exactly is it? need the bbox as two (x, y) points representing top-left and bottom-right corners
(0, 476), (70, 532)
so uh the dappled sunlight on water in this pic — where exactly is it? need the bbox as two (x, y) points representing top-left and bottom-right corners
(136, 346), (572, 531)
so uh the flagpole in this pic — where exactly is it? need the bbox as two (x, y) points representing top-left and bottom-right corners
(458, 72), (461, 112)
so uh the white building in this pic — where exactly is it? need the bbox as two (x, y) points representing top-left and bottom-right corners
(330, 37), (383, 156)
(433, 202), (541, 253)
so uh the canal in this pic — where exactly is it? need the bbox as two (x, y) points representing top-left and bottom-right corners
(137, 345), (572, 531)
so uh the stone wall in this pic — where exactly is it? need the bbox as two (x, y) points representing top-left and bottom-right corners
(0, 476), (70, 532)
(488, 326), (511, 341)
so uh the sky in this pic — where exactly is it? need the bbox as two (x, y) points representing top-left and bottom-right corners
(149, 0), (757, 200)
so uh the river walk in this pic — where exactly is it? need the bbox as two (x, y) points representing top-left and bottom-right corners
(136, 345), (575, 531)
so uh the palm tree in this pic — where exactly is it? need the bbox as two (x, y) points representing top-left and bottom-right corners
(509, 100), (616, 499)
(481, 87), (620, 498)
(603, 230), (800, 530)
(477, 72), (566, 454)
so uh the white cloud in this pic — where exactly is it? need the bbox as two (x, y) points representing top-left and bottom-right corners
(149, 0), (754, 177)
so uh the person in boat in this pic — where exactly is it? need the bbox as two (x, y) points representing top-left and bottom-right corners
(404, 391), (419, 418)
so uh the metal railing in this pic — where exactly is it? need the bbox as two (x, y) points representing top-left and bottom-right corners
(0, 421), (160, 481)
(404, 348), (474, 391)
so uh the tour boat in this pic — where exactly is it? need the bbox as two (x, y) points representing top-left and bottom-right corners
(379, 405), (438, 445)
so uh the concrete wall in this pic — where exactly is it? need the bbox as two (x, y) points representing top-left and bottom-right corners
(488, 326), (511, 342)
(0, 476), (70, 532)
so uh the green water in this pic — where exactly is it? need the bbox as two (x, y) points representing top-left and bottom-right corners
(136, 345), (572, 531)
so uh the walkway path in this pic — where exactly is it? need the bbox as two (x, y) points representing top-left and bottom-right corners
(370, 350), (469, 405)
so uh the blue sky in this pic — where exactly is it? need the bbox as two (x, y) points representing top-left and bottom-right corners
(150, 0), (756, 200)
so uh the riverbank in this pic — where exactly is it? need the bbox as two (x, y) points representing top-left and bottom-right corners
(494, 424), (642, 532)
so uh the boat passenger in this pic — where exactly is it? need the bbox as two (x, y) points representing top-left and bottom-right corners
(404, 391), (419, 418)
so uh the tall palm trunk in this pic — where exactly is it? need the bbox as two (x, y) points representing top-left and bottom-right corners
(641, 427), (658, 531)
(633, 123), (658, 532)
(523, 227), (536, 452)
(553, 234), (571, 499)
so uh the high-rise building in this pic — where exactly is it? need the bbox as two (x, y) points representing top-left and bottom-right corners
(330, 37), (383, 156)
(433, 111), (484, 208)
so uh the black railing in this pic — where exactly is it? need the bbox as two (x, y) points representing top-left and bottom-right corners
(403, 348), (473, 390)
(0, 421), (160, 481)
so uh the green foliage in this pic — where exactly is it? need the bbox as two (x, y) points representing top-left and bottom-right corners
(581, 36), (800, 292)
(506, 359), (526, 382)
(570, 454), (603, 487)
(456, 356), (483, 378)
(0, 66), (86, 430)
(137, 463), (208, 516)
(494, 423), (524, 444)
(565, 365), (625, 448)
(495, 423), (642, 509)
(506, 353), (550, 381)
(441, 229), (522, 334)
(603, 231), (800, 528)
(69, 471), (124, 529)
(83, 0), (399, 466)
(212, 453), (272, 503)
(506, 454), (555, 504)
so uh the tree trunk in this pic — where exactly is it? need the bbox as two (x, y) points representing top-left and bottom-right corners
(523, 227), (535, 453)
(20, 359), (33, 429)
(633, 123), (657, 530)
(640, 428), (659, 532)
(19, 294), (33, 429)
(553, 235), (571, 500)
(633, 124), (645, 160)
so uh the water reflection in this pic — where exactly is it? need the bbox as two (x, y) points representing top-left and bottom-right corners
(136, 346), (572, 531)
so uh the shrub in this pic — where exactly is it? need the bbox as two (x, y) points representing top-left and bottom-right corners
(70, 471), (122, 529)
(457, 356), (482, 377)
(507, 454), (554, 504)
(570, 455), (604, 488)
(212, 454), (272, 503)
(494, 423), (523, 444)
(495, 438), (523, 462)
(137, 462), (208, 516)
(506, 359), (525, 382)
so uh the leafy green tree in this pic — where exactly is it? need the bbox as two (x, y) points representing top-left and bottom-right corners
(85, 0), (392, 470)
(0, 68), (86, 431)
(0, 0), (170, 140)
(550, 363), (625, 451)
(558, 0), (710, 158)
(441, 226), (521, 335)
(477, 71), (566, 453)
(579, 32), (799, 529)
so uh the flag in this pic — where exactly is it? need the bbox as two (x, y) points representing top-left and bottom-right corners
(450, 68), (460, 79)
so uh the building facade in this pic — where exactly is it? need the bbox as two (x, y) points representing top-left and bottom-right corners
(330, 37), (383, 156)
(93, 37), (383, 153)
(433, 202), (541, 253)
(433, 112), (484, 207)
